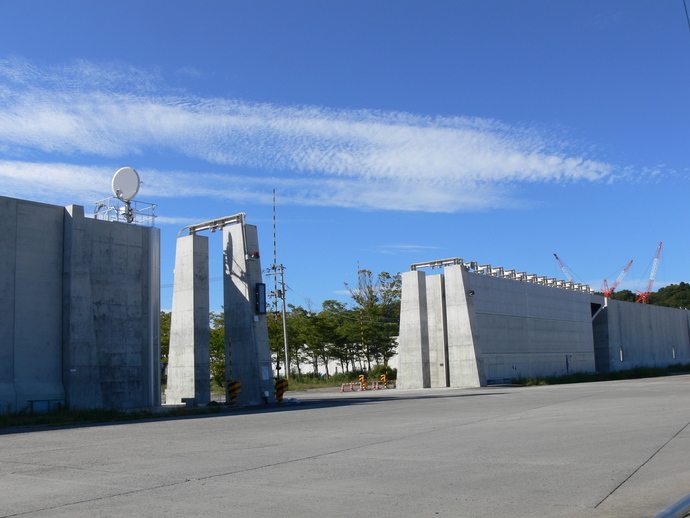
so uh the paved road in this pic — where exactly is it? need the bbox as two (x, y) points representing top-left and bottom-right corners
(2, 376), (690, 518)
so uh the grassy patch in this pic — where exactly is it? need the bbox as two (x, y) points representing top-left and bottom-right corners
(287, 376), (345, 391)
(0, 406), (224, 430)
(516, 363), (690, 386)
(285, 372), (365, 391)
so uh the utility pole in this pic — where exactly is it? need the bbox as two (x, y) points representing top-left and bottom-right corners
(266, 190), (290, 378)
(266, 264), (290, 378)
(278, 265), (290, 379)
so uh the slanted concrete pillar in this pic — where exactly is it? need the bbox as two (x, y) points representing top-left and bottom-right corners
(166, 234), (210, 405)
(398, 270), (430, 389)
(427, 274), (449, 388)
(445, 265), (486, 387)
(224, 224), (275, 405)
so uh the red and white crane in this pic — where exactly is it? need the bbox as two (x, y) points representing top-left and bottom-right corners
(636, 242), (662, 304)
(601, 260), (633, 298)
(553, 253), (574, 283)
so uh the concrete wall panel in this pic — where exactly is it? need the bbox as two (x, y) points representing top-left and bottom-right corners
(0, 197), (18, 412)
(398, 270), (430, 389)
(597, 299), (690, 371)
(466, 273), (595, 380)
(62, 204), (100, 408)
(426, 274), (448, 388)
(13, 200), (65, 410)
(63, 208), (160, 409)
(1, 196), (159, 413)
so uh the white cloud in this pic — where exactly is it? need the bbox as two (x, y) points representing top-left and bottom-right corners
(0, 160), (111, 202)
(0, 58), (620, 213)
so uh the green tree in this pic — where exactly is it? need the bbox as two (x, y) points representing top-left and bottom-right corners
(649, 282), (690, 308)
(267, 305), (311, 377)
(609, 289), (636, 303)
(345, 269), (401, 370)
(320, 300), (360, 372)
(160, 311), (171, 384)
(267, 311), (287, 376)
(289, 306), (327, 375)
(209, 311), (225, 387)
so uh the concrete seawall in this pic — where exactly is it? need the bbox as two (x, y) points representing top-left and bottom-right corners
(0, 195), (160, 413)
(400, 261), (690, 388)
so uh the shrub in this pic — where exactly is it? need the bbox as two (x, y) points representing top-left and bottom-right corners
(515, 363), (690, 386)
(369, 364), (397, 380)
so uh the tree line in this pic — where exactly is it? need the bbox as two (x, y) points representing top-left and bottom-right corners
(160, 270), (401, 385)
(604, 282), (690, 308)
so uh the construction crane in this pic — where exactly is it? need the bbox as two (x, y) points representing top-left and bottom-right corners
(636, 242), (663, 304)
(601, 260), (633, 298)
(553, 253), (574, 283)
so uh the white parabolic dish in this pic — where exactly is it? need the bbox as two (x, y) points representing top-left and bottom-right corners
(112, 167), (141, 202)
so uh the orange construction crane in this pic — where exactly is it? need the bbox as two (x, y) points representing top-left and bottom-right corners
(636, 242), (662, 304)
(601, 260), (633, 298)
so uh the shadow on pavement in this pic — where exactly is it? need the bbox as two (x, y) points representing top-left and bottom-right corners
(0, 387), (511, 435)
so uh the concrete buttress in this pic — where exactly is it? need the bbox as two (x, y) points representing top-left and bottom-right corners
(166, 234), (210, 405)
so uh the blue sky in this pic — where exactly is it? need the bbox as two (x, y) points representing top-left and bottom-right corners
(1, 1), (688, 311)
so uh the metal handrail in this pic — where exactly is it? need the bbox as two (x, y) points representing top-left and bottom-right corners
(654, 493), (690, 518)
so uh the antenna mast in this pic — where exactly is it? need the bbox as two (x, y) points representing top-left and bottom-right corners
(266, 190), (290, 379)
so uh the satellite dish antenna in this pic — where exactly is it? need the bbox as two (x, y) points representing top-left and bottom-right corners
(111, 167), (141, 223)
(112, 167), (141, 202)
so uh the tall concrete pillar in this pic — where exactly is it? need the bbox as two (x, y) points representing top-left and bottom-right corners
(427, 274), (449, 388)
(223, 224), (275, 405)
(398, 270), (430, 389)
(445, 265), (486, 388)
(166, 234), (210, 405)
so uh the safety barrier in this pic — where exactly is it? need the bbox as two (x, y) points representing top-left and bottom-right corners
(371, 380), (397, 389)
(227, 380), (242, 405)
(340, 380), (397, 392)
(274, 378), (289, 403)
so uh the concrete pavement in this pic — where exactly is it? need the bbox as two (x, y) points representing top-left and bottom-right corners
(2, 376), (690, 517)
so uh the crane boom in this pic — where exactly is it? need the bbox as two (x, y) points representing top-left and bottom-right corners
(553, 253), (574, 283)
(636, 242), (662, 304)
(601, 260), (633, 297)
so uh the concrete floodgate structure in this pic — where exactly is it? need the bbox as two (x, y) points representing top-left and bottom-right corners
(165, 215), (275, 407)
(398, 258), (690, 388)
(0, 195), (160, 413)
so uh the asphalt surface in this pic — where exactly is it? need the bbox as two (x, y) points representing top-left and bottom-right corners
(2, 376), (690, 518)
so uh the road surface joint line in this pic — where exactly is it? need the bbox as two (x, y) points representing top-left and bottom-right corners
(595, 419), (690, 509)
(0, 390), (629, 517)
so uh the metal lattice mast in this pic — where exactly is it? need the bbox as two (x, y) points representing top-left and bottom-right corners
(602, 260), (633, 298)
(636, 242), (662, 304)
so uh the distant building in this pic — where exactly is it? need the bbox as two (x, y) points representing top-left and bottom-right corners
(398, 259), (690, 388)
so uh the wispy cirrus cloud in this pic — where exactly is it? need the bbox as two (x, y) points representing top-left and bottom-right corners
(0, 57), (619, 212)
